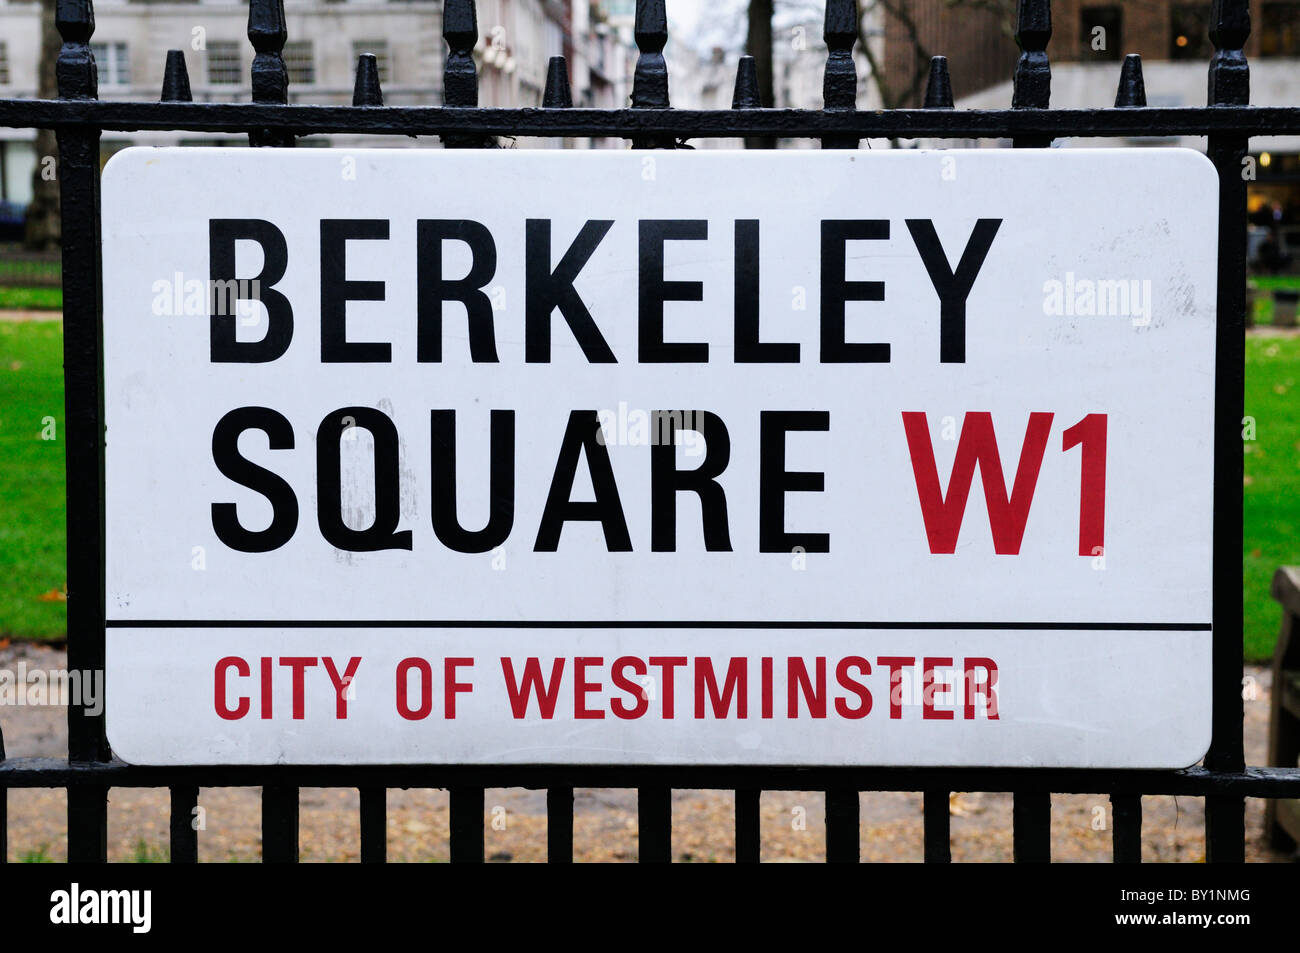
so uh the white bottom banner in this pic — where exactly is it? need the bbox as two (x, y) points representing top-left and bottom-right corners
(105, 626), (1211, 768)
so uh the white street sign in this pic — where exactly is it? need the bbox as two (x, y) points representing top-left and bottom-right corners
(101, 147), (1217, 767)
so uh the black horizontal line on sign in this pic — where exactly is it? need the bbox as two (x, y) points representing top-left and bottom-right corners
(104, 620), (1213, 631)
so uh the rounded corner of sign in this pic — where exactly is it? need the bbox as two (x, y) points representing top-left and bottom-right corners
(103, 724), (146, 767)
(100, 146), (149, 183)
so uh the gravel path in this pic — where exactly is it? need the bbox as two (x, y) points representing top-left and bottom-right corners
(1, 641), (1293, 862)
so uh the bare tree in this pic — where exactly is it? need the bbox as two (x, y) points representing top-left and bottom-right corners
(24, 0), (62, 250)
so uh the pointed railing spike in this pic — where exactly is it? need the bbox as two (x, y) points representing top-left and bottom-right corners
(161, 50), (192, 102)
(1114, 53), (1146, 107)
(55, 0), (97, 100)
(1208, 0), (1250, 106)
(443, 0), (479, 108)
(923, 56), (954, 108)
(353, 53), (384, 106)
(732, 55), (761, 109)
(543, 56), (573, 108)
(1012, 0), (1052, 110)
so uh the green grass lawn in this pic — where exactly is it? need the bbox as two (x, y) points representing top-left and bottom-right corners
(0, 320), (1298, 660)
(0, 286), (63, 311)
(0, 320), (67, 639)
(1243, 332), (1300, 661)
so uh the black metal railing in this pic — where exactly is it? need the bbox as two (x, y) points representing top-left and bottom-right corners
(0, 0), (1298, 864)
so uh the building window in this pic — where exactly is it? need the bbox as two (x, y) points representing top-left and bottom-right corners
(283, 41), (315, 85)
(351, 40), (390, 83)
(206, 42), (242, 85)
(1170, 6), (1212, 60)
(1081, 7), (1122, 60)
(1260, 3), (1300, 56)
(0, 43), (9, 85)
(90, 42), (131, 86)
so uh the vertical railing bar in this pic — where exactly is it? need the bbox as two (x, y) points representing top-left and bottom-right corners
(247, 0), (297, 855)
(546, 786), (573, 863)
(1011, 0), (1052, 148)
(0, 723), (7, 863)
(922, 789), (951, 862)
(824, 788), (859, 863)
(820, 0), (859, 150)
(1110, 793), (1142, 862)
(359, 786), (386, 863)
(56, 0), (109, 866)
(734, 787), (760, 863)
(247, 0), (293, 147)
(442, 0), (493, 148)
(1012, 790), (1051, 862)
(1204, 0), (1250, 865)
(261, 784), (299, 862)
(631, 0), (673, 149)
(169, 786), (198, 863)
(449, 786), (485, 863)
(637, 786), (671, 863)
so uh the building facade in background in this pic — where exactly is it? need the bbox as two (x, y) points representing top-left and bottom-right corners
(0, 0), (638, 204)
(882, 0), (1300, 261)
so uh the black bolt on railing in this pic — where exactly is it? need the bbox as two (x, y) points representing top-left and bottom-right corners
(161, 50), (192, 103)
(0, 0), (1293, 867)
(543, 56), (573, 109)
(821, 0), (858, 149)
(352, 53), (384, 107)
(923, 56), (954, 109)
(1114, 53), (1146, 108)
(732, 55), (761, 109)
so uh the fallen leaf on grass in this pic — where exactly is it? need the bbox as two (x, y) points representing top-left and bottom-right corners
(37, 588), (67, 602)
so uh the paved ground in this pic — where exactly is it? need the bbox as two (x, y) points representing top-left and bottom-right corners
(1, 640), (1294, 862)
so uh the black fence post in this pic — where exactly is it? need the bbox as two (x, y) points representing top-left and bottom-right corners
(261, 784), (299, 862)
(56, 0), (110, 865)
(1011, 0), (1052, 148)
(637, 786), (671, 862)
(1012, 790), (1051, 862)
(546, 785), (573, 863)
(168, 786), (198, 863)
(247, 0), (293, 147)
(0, 724), (7, 863)
(443, 0), (493, 148)
(449, 785), (484, 863)
(825, 788), (859, 863)
(1205, 0), (1250, 864)
(734, 787), (760, 863)
(923, 789), (951, 862)
(1110, 793), (1142, 862)
(821, 0), (859, 150)
(359, 786), (386, 863)
(631, 0), (673, 149)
